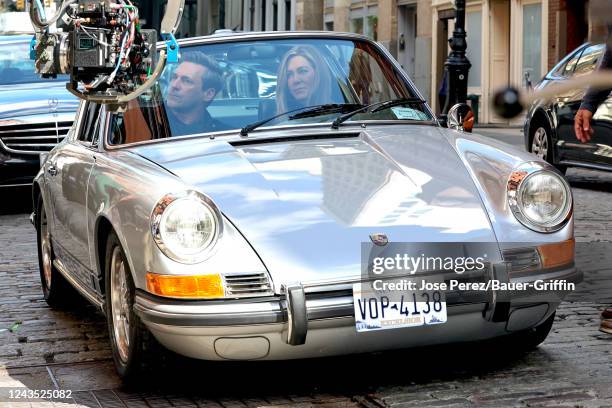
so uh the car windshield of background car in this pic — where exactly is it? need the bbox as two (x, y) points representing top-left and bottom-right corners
(0, 42), (69, 85)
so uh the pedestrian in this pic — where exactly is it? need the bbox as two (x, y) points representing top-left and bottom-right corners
(573, 24), (612, 334)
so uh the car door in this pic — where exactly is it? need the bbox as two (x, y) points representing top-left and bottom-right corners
(556, 44), (606, 164)
(48, 102), (102, 291)
(553, 45), (587, 162)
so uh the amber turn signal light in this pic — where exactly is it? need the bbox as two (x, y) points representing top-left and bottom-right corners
(538, 239), (575, 269)
(146, 273), (225, 299)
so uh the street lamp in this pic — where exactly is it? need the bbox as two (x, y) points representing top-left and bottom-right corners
(442, 0), (472, 116)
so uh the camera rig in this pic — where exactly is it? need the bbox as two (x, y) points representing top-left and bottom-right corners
(28, 0), (184, 109)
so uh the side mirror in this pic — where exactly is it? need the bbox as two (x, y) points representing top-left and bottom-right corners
(448, 103), (474, 133)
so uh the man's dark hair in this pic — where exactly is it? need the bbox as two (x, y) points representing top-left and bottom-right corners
(182, 52), (224, 94)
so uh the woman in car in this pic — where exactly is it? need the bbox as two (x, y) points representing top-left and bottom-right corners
(276, 45), (333, 114)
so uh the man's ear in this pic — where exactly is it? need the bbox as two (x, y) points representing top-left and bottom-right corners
(203, 88), (216, 102)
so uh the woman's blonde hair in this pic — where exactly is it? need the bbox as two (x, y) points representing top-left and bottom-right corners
(276, 45), (333, 114)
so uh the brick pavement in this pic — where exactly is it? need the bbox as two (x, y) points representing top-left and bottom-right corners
(0, 167), (611, 407)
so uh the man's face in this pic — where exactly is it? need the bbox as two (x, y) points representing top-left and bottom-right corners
(167, 62), (216, 112)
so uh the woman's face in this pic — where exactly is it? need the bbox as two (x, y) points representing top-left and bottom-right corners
(287, 55), (316, 103)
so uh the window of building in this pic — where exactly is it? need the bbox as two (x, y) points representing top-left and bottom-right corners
(365, 15), (378, 41)
(522, 3), (542, 86)
(466, 10), (482, 88)
(349, 6), (378, 40)
(285, 0), (291, 30)
(351, 17), (364, 35)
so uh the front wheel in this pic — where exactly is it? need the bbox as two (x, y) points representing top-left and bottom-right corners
(104, 231), (165, 382)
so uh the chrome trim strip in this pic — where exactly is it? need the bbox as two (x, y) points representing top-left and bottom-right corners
(53, 259), (104, 310)
(559, 160), (612, 172)
(2, 136), (68, 141)
(0, 183), (32, 188)
(0, 127), (72, 135)
(0, 113), (77, 126)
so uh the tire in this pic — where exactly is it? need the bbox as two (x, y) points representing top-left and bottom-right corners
(104, 231), (165, 383)
(530, 121), (567, 174)
(507, 311), (556, 351)
(36, 196), (75, 308)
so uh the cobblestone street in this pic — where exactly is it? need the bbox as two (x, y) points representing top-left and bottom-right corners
(0, 129), (611, 407)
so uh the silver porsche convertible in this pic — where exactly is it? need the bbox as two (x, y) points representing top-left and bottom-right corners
(32, 31), (580, 381)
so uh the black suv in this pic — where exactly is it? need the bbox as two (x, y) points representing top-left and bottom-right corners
(524, 43), (611, 174)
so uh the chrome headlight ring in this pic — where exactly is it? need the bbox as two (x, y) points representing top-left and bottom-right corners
(507, 162), (573, 233)
(151, 190), (223, 264)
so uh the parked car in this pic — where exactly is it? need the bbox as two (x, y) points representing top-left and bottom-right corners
(524, 42), (611, 173)
(33, 31), (580, 381)
(0, 34), (79, 188)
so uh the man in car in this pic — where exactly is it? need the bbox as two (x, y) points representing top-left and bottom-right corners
(573, 25), (612, 334)
(166, 52), (225, 136)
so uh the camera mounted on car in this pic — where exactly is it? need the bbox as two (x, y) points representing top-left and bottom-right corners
(27, 0), (184, 110)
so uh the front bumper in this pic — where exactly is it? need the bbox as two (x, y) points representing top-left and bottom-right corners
(134, 264), (582, 361)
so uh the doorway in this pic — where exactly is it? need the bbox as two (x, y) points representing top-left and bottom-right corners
(489, 0), (510, 123)
(398, 5), (417, 78)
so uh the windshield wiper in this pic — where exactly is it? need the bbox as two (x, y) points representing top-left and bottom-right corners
(330, 97), (427, 129)
(240, 103), (364, 136)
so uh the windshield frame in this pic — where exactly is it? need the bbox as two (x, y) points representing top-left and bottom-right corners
(103, 32), (438, 151)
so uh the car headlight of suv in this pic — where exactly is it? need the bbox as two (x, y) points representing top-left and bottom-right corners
(151, 191), (223, 264)
(507, 164), (572, 233)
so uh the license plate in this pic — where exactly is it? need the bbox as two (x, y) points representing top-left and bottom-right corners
(353, 282), (447, 332)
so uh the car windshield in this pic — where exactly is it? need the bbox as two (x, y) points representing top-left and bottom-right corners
(0, 40), (69, 85)
(108, 37), (433, 145)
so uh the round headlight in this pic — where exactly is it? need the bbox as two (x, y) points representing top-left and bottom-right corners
(151, 191), (222, 263)
(508, 168), (572, 232)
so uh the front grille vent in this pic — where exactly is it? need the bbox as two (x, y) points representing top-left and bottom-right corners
(503, 247), (541, 274)
(0, 121), (73, 154)
(224, 272), (273, 297)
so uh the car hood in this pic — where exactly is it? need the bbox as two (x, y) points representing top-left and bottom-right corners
(0, 82), (79, 120)
(132, 125), (498, 285)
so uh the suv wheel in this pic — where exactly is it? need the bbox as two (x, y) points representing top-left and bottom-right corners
(530, 122), (567, 174)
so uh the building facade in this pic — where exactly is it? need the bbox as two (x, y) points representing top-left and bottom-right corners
(16, 0), (603, 125)
(314, 0), (434, 106)
(430, 0), (599, 124)
(297, 0), (602, 125)
(136, 0), (295, 38)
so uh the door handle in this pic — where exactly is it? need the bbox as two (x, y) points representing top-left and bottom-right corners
(47, 164), (58, 176)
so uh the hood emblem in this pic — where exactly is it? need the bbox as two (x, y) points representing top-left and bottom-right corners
(369, 233), (389, 246)
(48, 98), (59, 112)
